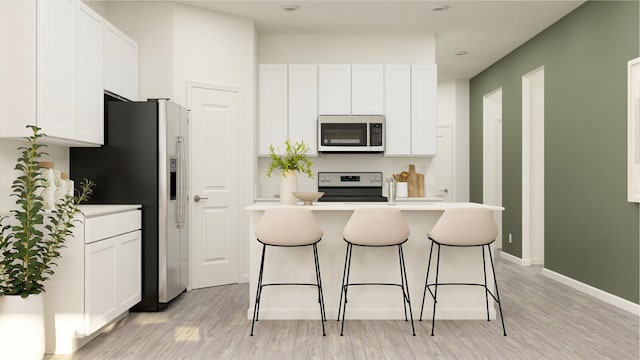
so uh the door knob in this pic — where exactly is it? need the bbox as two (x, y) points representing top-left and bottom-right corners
(193, 194), (208, 202)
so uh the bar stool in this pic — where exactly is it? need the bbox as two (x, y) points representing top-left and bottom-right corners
(419, 208), (507, 336)
(251, 207), (326, 336)
(338, 207), (416, 336)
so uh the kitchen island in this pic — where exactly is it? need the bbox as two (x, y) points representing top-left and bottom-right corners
(245, 202), (503, 320)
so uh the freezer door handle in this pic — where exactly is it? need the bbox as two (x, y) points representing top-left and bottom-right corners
(177, 136), (186, 228)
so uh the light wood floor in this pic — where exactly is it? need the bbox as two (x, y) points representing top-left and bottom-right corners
(47, 259), (639, 359)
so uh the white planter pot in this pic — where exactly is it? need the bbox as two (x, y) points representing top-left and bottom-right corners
(0, 294), (45, 360)
(279, 170), (298, 205)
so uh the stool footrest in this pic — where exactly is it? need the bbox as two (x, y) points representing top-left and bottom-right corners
(425, 282), (501, 303)
(262, 282), (319, 287)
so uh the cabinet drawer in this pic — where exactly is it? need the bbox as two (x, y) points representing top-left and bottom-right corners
(85, 210), (141, 244)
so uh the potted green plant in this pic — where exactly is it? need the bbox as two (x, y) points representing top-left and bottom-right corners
(0, 126), (94, 360)
(266, 139), (313, 204)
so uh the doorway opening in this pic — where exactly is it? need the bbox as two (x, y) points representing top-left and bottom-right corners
(522, 67), (545, 265)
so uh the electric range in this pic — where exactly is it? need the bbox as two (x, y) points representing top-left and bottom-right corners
(317, 172), (387, 202)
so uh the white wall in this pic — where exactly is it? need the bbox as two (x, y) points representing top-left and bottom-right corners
(259, 33), (435, 64)
(256, 32), (437, 198)
(0, 140), (69, 210)
(172, 3), (255, 108)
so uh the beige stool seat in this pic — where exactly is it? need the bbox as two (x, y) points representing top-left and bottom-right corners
(419, 207), (507, 336)
(338, 207), (415, 336)
(342, 207), (410, 246)
(256, 207), (323, 246)
(428, 208), (498, 246)
(251, 207), (326, 336)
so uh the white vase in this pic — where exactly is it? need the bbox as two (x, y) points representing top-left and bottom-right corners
(279, 170), (297, 205)
(0, 293), (45, 360)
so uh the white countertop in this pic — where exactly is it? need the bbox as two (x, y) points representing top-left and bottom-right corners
(246, 201), (504, 211)
(78, 204), (141, 217)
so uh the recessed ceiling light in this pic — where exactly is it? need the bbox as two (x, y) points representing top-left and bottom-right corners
(281, 4), (300, 12)
(455, 50), (468, 56)
(432, 5), (449, 12)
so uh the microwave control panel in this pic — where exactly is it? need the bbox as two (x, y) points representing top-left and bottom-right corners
(370, 123), (383, 146)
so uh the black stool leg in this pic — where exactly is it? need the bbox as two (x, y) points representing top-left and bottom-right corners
(431, 243), (441, 336)
(399, 245), (416, 336)
(337, 242), (351, 321)
(340, 243), (353, 336)
(420, 240), (435, 321)
(312, 243), (327, 336)
(398, 245), (408, 321)
(482, 245), (490, 321)
(251, 243), (267, 336)
(488, 246), (507, 336)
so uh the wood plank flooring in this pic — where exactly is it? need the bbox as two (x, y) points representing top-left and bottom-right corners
(47, 259), (639, 359)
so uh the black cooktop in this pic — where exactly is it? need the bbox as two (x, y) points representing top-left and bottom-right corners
(318, 195), (388, 202)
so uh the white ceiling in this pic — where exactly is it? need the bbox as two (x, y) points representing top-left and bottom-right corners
(182, 0), (584, 81)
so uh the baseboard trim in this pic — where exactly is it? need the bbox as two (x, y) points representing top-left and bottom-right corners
(542, 268), (640, 316)
(530, 257), (544, 265)
(498, 250), (528, 266)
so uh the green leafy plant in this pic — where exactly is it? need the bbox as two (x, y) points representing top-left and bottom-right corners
(266, 139), (313, 178)
(0, 126), (94, 297)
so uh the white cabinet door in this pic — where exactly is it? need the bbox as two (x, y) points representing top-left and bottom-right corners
(104, 21), (122, 96)
(84, 236), (118, 335)
(435, 125), (453, 200)
(0, 0), (36, 138)
(36, 0), (75, 139)
(288, 64), (318, 155)
(411, 64), (437, 156)
(384, 65), (411, 156)
(121, 34), (138, 101)
(352, 64), (383, 115)
(117, 230), (141, 310)
(258, 64), (288, 155)
(318, 64), (351, 115)
(75, 1), (103, 144)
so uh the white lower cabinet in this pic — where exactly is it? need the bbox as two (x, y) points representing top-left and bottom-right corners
(85, 236), (119, 335)
(84, 230), (141, 335)
(45, 207), (141, 355)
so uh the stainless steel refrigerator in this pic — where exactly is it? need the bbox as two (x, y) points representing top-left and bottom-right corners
(70, 97), (189, 311)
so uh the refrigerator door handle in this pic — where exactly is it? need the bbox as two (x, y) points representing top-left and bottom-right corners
(177, 136), (186, 228)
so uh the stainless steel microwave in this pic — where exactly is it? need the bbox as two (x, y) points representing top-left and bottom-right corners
(317, 115), (385, 153)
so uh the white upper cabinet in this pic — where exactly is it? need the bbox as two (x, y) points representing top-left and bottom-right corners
(0, 0), (125, 146)
(36, 0), (76, 140)
(258, 64), (288, 155)
(121, 36), (139, 101)
(352, 64), (384, 115)
(288, 65), (318, 155)
(258, 64), (318, 156)
(0, 0), (37, 138)
(411, 64), (437, 156)
(104, 23), (122, 97)
(75, 1), (103, 144)
(104, 20), (138, 101)
(384, 65), (412, 155)
(318, 64), (351, 115)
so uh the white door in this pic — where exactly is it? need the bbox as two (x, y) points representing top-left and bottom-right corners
(435, 125), (453, 201)
(189, 84), (241, 289)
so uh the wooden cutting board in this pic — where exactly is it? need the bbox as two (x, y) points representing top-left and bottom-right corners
(407, 164), (425, 197)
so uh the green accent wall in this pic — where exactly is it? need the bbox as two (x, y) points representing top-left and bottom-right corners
(470, 1), (639, 303)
